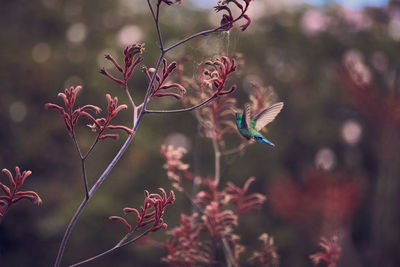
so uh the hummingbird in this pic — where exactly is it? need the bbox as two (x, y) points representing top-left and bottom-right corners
(235, 102), (284, 147)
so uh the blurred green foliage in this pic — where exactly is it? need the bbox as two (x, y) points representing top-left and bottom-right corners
(1, 0), (400, 266)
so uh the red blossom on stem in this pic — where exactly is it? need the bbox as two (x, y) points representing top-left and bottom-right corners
(225, 177), (267, 216)
(249, 81), (276, 116)
(91, 94), (133, 140)
(195, 177), (225, 209)
(110, 188), (175, 234)
(202, 201), (238, 241)
(163, 213), (212, 266)
(101, 43), (144, 86)
(215, 0), (252, 31)
(45, 86), (101, 135)
(203, 56), (237, 96)
(160, 145), (193, 191)
(249, 233), (279, 267)
(310, 235), (341, 267)
(0, 167), (42, 220)
(142, 58), (187, 100)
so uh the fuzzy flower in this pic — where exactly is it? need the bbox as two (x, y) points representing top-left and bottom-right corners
(179, 56), (238, 144)
(215, 0), (252, 31)
(0, 167), (42, 219)
(101, 43), (144, 86)
(45, 86), (101, 135)
(249, 233), (279, 267)
(225, 177), (267, 216)
(160, 145), (193, 191)
(248, 82), (276, 117)
(195, 177), (226, 209)
(89, 94), (133, 140)
(110, 188), (175, 233)
(142, 58), (187, 100)
(202, 201), (238, 241)
(310, 235), (341, 267)
(203, 56), (237, 96)
(162, 213), (212, 266)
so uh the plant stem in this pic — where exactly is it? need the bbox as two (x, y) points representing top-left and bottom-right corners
(71, 133), (89, 199)
(54, 132), (137, 267)
(212, 136), (221, 186)
(69, 229), (151, 267)
(221, 142), (248, 156)
(145, 93), (217, 114)
(211, 136), (238, 267)
(164, 11), (248, 53)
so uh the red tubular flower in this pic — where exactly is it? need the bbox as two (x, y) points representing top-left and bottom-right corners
(202, 201), (238, 241)
(0, 167), (42, 219)
(110, 188), (175, 234)
(142, 58), (187, 100)
(310, 235), (341, 267)
(249, 81), (276, 116)
(160, 145), (193, 192)
(225, 177), (267, 216)
(162, 213), (212, 266)
(203, 56), (237, 96)
(249, 233), (279, 267)
(101, 43), (144, 86)
(215, 0), (252, 31)
(195, 177), (225, 209)
(45, 86), (101, 135)
(91, 94), (133, 140)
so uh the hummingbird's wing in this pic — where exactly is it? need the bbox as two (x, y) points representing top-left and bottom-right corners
(240, 104), (252, 131)
(253, 102), (284, 131)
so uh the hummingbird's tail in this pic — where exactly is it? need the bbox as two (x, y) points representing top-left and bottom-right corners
(254, 135), (275, 147)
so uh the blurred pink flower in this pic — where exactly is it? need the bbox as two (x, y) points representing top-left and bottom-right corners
(301, 9), (328, 35)
(310, 235), (341, 267)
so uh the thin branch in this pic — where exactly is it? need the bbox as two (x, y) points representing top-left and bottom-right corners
(54, 132), (136, 267)
(82, 137), (100, 160)
(124, 83), (136, 110)
(211, 136), (238, 267)
(71, 133), (89, 199)
(212, 137), (221, 186)
(54, 197), (89, 267)
(221, 142), (248, 156)
(222, 237), (239, 267)
(80, 159), (89, 200)
(147, 0), (164, 50)
(145, 94), (218, 114)
(135, 52), (165, 130)
(69, 228), (152, 267)
(164, 14), (247, 53)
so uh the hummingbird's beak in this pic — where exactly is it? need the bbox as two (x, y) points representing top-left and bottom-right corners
(229, 106), (238, 114)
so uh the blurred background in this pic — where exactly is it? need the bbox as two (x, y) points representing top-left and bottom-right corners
(1, 0), (400, 266)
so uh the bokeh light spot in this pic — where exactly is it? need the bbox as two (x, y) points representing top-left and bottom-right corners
(342, 119), (362, 145)
(32, 42), (52, 63)
(66, 22), (88, 43)
(315, 148), (336, 171)
(164, 133), (191, 152)
(117, 25), (143, 47)
(9, 101), (27, 123)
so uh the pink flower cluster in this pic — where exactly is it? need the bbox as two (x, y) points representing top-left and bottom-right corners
(0, 167), (42, 218)
(110, 188), (175, 233)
